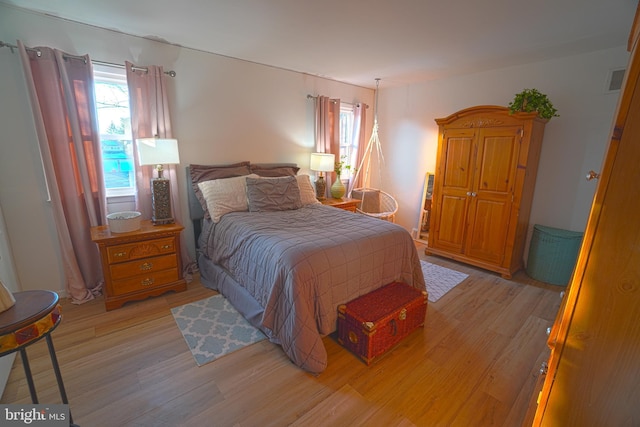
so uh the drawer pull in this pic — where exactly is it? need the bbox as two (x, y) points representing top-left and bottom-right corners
(141, 278), (154, 286)
(140, 262), (153, 271)
(161, 244), (172, 250)
(114, 251), (127, 258)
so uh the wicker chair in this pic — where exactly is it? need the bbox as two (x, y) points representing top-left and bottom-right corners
(352, 188), (399, 223)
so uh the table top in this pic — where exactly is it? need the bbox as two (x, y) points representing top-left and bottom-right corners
(321, 197), (360, 206)
(90, 219), (184, 243)
(0, 290), (59, 336)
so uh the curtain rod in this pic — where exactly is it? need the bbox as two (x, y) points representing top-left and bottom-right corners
(306, 94), (369, 108)
(307, 94), (337, 103)
(0, 40), (176, 77)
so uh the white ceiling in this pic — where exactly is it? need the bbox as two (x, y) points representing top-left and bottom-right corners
(3, 0), (638, 88)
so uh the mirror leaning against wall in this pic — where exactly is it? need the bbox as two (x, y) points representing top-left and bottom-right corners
(416, 172), (434, 244)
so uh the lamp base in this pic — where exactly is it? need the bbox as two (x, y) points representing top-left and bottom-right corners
(150, 178), (174, 225)
(315, 176), (326, 200)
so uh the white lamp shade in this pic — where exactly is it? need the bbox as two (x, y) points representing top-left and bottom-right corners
(137, 138), (181, 166)
(310, 152), (335, 172)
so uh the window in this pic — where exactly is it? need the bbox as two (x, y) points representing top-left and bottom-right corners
(339, 102), (356, 180)
(93, 66), (134, 196)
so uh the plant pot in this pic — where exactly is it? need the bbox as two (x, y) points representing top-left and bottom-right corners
(331, 177), (346, 199)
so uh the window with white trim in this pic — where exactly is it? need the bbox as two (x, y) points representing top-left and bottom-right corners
(93, 65), (135, 197)
(338, 102), (356, 181)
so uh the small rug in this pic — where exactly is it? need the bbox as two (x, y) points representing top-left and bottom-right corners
(171, 294), (267, 366)
(421, 260), (469, 302)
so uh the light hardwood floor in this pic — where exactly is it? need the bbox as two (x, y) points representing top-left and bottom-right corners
(1, 243), (562, 426)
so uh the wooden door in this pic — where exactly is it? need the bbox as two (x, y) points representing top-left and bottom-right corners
(534, 6), (640, 424)
(430, 128), (475, 254)
(465, 126), (521, 264)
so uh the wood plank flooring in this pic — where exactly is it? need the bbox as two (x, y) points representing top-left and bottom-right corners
(1, 243), (562, 426)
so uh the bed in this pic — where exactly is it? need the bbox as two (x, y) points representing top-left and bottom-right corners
(187, 162), (426, 374)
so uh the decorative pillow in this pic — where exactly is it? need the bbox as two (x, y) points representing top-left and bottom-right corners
(250, 164), (300, 177)
(296, 174), (320, 205)
(197, 174), (258, 223)
(352, 188), (380, 213)
(190, 162), (251, 217)
(246, 176), (303, 212)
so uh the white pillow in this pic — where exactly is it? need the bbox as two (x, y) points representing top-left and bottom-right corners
(296, 174), (320, 205)
(198, 174), (259, 223)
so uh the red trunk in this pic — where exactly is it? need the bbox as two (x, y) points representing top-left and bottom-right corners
(337, 282), (427, 365)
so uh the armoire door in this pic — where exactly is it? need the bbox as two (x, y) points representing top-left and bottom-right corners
(465, 126), (521, 264)
(430, 128), (475, 254)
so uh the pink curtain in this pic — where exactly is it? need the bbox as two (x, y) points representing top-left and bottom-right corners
(18, 41), (106, 303)
(126, 62), (195, 276)
(314, 96), (340, 195)
(347, 102), (368, 195)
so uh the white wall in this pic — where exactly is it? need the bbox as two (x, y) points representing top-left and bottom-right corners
(378, 47), (628, 245)
(0, 5), (374, 295)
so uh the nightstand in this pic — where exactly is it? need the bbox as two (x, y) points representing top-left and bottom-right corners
(90, 220), (187, 311)
(321, 197), (361, 212)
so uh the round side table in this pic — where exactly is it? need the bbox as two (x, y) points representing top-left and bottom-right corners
(0, 290), (78, 426)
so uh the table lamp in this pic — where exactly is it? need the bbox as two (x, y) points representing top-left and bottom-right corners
(310, 152), (335, 200)
(136, 137), (181, 224)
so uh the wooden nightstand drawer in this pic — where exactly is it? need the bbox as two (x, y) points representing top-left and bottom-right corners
(110, 269), (180, 296)
(107, 237), (176, 264)
(91, 220), (187, 310)
(110, 254), (177, 281)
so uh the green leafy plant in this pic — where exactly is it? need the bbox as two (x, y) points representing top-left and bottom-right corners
(334, 155), (351, 176)
(508, 88), (559, 119)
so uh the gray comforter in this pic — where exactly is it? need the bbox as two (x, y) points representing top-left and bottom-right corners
(199, 204), (426, 373)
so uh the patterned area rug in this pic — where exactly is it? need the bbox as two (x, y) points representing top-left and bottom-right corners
(421, 260), (469, 302)
(171, 294), (267, 366)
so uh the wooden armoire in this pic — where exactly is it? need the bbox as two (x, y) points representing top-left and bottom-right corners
(427, 106), (547, 278)
(528, 4), (640, 425)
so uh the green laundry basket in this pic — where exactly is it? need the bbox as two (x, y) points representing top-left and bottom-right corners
(526, 224), (584, 286)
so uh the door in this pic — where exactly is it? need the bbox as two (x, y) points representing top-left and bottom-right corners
(430, 128), (475, 254)
(465, 126), (521, 264)
(534, 48), (640, 427)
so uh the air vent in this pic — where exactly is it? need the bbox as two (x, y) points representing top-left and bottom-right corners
(607, 68), (625, 92)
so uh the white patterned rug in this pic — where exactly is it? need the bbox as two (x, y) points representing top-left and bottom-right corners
(171, 294), (267, 366)
(421, 260), (469, 302)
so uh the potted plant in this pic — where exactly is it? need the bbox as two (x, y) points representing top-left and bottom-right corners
(331, 156), (350, 199)
(508, 88), (559, 119)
